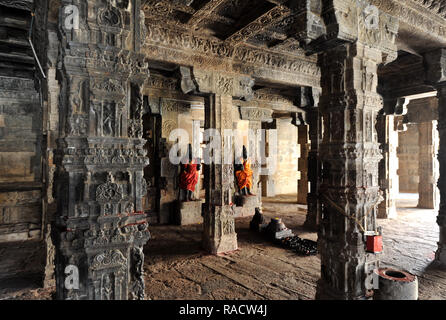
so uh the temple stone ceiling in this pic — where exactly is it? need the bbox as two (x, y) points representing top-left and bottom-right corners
(142, 0), (306, 58)
(142, 0), (446, 57)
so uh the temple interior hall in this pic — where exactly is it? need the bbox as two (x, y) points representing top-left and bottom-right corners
(3, 0), (446, 301)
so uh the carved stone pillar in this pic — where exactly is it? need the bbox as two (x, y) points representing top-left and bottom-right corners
(297, 124), (309, 204)
(52, 0), (150, 300)
(436, 83), (446, 264)
(397, 123), (420, 193)
(193, 70), (254, 254)
(316, 42), (388, 300)
(202, 94), (238, 254)
(377, 113), (398, 219)
(423, 49), (446, 264)
(303, 0), (399, 299)
(238, 106), (273, 212)
(304, 90), (322, 231)
(403, 97), (439, 209)
(418, 121), (439, 209)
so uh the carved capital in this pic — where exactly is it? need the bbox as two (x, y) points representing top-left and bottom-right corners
(238, 107), (273, 122)
(192, 69), (254, 100)
(307, 0), (398, 62)
(424, 49), (446, 85)
(295, 0), (326, 45)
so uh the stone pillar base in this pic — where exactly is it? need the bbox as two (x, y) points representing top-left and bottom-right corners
(174, 200), (204, 225)
(316, 280), (367, 300)
(377, 205), (397, 219)
(233, 195), (257, 217)
(203, 233), (238, 255)
(435, 245), (446, 265)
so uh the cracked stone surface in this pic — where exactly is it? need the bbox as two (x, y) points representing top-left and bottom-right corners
(2, 193), (446, 300)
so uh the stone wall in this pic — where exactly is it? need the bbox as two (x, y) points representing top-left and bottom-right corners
(272, 118), (299, 195)
(0, 76), (45, 280)
(398, 124), (420, 193)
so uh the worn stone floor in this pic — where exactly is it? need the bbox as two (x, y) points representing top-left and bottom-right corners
(378, 193), (446, 300)
(1, 193), (446, 300)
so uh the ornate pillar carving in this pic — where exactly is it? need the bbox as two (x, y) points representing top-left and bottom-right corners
(422, 48), (446, 264)
(192, 69), (254, 254)
(305, 0), (399, 300)
(202, 93), (238, 254)
(52, 0), (150, 300)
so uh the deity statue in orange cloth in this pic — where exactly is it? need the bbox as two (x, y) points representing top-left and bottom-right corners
(179, 144), (201, 202)
(235, 145), (255, 196)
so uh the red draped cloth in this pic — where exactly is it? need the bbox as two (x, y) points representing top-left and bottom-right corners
(235, 159), (253, 190)
(179, 162), (199, 192)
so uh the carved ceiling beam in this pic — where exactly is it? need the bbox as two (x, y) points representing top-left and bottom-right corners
(143, 24), (321, 88)
(378, 56), (433, 100)
(404, 96), (439, 123)
(186, 0), (227, 28)
(142, 0), (195, 14)
(409, 0), (446, 20)
(234, 92), (298, 113)
(424, 48), (446, 85)
(224, 5), (291, 46)
(368, 0), (446, 46)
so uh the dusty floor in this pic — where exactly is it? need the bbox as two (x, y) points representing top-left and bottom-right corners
(1, 193), (446, 300)
(378, 193), (446, 300)
(143, 195), (318, 300)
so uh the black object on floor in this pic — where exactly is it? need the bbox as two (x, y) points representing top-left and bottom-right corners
(250, 209), (318, 256)
(277, 236), (318, 256)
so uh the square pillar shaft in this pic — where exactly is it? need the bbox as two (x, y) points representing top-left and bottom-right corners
(418, 121), (439, 209)
(377, 114), (398, 219)
(202, 94), (238, 254)
(298, 124), (310, 204)
(316, 43), (384, 300)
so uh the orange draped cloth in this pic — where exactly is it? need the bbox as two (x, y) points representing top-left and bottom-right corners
(235, 159), (253, 190)
(179, 162), (199, 192)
